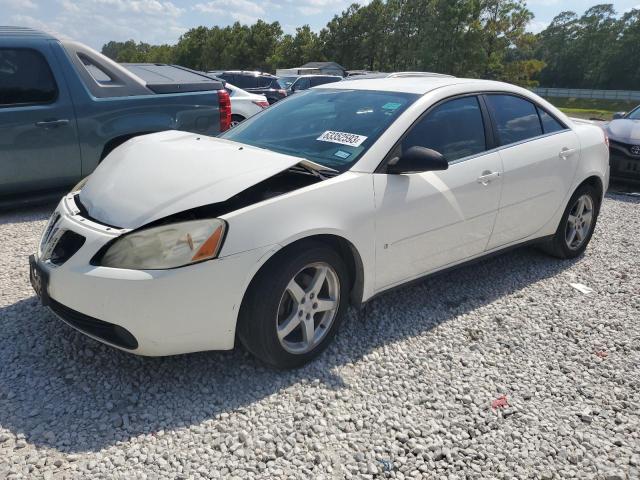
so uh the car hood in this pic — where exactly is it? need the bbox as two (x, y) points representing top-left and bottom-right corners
(606, 119), (640, 143)
(79, 130), (302, 229)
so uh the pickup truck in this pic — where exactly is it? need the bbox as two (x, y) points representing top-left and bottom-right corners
(0, 26), (230, 205)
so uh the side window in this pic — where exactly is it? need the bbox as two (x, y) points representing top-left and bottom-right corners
(310, 77), (329, 87)
(485, 94), (543, 145)
(537, 107), (566, 134)
(78, 54), (114, 84)
(401, 96), (487, 162)
(0, 48), (58, 107)
(236, 75), (258, 89)
(295, 77), (311, 90)
(257, 76), (273, 88)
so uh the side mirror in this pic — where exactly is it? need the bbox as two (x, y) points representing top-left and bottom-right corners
(386, 146), (448, 174)
(612, 112), (626, 120)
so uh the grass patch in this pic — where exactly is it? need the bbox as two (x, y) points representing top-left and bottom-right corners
(557, 108), (614, 121)
(542, 96), (638, 121)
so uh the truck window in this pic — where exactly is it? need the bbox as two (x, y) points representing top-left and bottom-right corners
(0, 48), (58, 107)
(78, 54), (114, 84)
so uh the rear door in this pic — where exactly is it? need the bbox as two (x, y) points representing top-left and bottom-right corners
(374, 95), (503, 289)
(484, 94), (580, 249)
(0, 43), (81, 196)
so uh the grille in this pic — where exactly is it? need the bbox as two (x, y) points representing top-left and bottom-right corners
(49, 231), (86, 266)
(40, 212), (61, 253)
(49, 299), (138, 350)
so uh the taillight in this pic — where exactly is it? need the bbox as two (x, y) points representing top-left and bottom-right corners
(218, 89), (231, 132)
(253, 100), (269, 109)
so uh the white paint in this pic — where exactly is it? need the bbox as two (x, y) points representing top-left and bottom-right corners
(38, 78), (609, 357)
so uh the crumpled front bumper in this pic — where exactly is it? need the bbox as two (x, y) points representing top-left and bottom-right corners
(33, 195), (277, 356)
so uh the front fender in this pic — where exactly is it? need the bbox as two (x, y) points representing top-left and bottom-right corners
(220, 172), (377, 301)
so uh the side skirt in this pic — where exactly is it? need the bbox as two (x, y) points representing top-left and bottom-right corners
(361, 234), (555, 307)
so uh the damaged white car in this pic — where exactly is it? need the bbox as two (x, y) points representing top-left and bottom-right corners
(30, 77), (609, 368)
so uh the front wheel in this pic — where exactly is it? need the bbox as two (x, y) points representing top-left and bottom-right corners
(237, 242), (350, 368)
(541, 184), (600, 259)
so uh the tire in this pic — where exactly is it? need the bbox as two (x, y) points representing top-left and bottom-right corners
(230, 115), (245, 128)
(237, 241), (350, 369)
(541, 184), (600, 259)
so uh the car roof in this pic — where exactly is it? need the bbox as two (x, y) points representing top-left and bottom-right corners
(0, 26), (56, 40)
(320, 77), (519, 95)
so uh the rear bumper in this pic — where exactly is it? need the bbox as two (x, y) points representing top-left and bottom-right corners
(35, 196), (277, 356)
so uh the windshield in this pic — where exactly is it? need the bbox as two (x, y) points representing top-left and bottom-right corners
(628, 106), (640, 120)
(220, 89), (418, 171)
(277, 76), (298, 89)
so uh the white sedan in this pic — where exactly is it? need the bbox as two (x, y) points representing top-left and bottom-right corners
(224, 82), (269, 127)
(30, 77), (609, 368)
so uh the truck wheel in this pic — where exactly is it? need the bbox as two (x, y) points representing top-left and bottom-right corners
(230, 115), (245, 128)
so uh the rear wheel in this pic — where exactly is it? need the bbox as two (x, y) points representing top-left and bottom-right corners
(541, 184), (600, 259)
(230, 115), (245, 128)
(238, 241), (349, 368)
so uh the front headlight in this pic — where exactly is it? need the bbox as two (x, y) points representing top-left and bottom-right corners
(99, 219), (226, 270)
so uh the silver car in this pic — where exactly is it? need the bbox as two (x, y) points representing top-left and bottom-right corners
(606, 105), (640, 181)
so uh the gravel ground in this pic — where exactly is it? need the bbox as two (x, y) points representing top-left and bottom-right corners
(0, 194), (638, 480)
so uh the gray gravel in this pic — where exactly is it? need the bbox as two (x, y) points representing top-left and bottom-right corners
(0, 194), (639, 479)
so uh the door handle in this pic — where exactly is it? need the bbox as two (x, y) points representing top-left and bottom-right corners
(35, 119), (69, 128)
(477, 171), (500, 185)
(559, 147), (577, 160)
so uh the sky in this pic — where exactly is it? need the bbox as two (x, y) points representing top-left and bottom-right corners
(2, 0), (639, 51)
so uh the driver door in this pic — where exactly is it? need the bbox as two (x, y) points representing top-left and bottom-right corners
(373, 95), (503, 290)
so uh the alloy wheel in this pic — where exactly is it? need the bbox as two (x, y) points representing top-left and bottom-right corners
(276, 262), (340, 354)
(565, 194), (594, 250)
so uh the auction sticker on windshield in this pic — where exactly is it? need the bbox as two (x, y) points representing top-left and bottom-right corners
(317, 131), (368, 147)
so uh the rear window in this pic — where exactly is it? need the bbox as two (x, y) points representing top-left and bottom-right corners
(485, 94), (543, 145)
(233, 75), (258, 89)
(0, 48), (58, 106)
(79, 54), (114, 84)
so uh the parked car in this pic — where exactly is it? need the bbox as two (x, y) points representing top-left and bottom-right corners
(225, 83), (269, 127)
(277, 74), (342, 93)
(124, 65), (269, 127)
(605, 105), (640, 182)
(213, 71), (286, 105)
(30, 77), (609, 368)
(0, 27), (229, 205)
